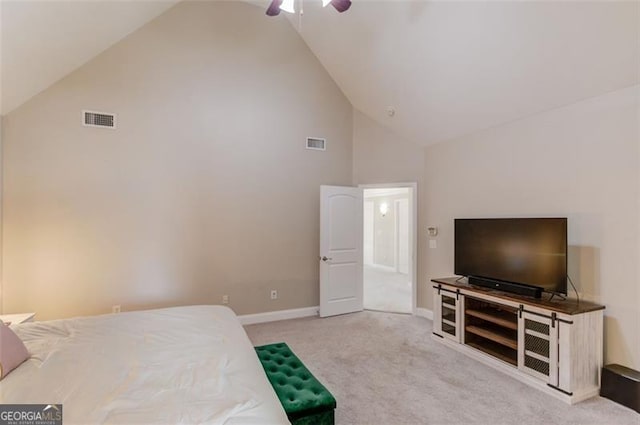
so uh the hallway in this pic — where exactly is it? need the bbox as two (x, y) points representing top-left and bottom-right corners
(363, 265), (411, 314)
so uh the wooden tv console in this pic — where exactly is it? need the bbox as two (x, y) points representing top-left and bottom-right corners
(431, 277), (605, 404)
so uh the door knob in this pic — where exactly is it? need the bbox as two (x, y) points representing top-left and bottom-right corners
(321, 256), (333, 262)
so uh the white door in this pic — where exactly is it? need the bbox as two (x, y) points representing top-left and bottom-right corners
(320, 185), (363, 317)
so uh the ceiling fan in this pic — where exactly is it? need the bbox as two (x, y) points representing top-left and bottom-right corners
(266, 0), (352, 16)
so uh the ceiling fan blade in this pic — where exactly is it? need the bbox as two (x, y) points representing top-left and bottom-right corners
(266, 0), (283, 16)
(331, 0), (352, 13)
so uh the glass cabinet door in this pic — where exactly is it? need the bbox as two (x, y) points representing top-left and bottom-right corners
(518, 311), (559, 386)
(441, 294), (457, 338)
(433, 287), (462, 343)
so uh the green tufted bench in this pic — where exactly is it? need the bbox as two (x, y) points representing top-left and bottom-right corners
(255, 342), (336, 425)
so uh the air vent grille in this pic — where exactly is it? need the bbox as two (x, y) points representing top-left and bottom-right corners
(83, 111), (116, 129)
(306, 137), (326, 151)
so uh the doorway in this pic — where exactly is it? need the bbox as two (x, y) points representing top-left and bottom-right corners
(361, 184), (416, 314)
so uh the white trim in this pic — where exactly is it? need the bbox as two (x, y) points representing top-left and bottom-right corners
(359, 182), (418, 316)
(416, 307), (433, 320)
(238, 306), (319, 325)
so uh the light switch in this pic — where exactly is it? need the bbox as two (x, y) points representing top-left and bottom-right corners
(429, 239), (437, 249)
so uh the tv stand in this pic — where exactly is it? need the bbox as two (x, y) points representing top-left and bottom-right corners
(432, 277), (605, 404)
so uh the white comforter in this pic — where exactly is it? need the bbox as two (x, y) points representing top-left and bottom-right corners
(0, 306), (289, 425)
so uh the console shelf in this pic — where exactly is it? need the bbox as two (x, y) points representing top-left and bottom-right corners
(466, 341), (517, 366)
(466, 308), (517, 330)
(466, 325), (518, 350)
(432, 277), (605, 404)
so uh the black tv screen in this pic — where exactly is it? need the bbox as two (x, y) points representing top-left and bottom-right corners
(455, 218), (567, 295)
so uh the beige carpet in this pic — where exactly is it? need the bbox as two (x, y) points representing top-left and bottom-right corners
(245, 311), (638, 425)
(364, 265), (412, 314)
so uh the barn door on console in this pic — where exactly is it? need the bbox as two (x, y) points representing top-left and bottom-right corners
(518, 311), (559, 386)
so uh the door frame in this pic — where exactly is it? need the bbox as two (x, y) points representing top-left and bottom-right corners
(359, 182), (418, 316)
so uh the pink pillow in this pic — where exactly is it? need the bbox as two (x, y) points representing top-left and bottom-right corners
(0, 322), (29, 379)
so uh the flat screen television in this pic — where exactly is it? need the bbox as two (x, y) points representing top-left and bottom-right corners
(455, 218), (567, 297)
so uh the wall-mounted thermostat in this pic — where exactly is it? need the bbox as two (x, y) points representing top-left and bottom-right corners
(427, 227), (438, 237)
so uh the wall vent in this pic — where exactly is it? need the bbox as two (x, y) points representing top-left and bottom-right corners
(306, 137), (326, 151)
(83, 110), (116, 129)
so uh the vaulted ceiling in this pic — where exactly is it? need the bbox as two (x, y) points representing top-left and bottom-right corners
(291, 0), (639, 145)
(2, 0), (638, 146)
(1, 0), (179, 114)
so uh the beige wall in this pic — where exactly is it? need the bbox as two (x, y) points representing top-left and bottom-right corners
(352, 109), (427, 303)
(2, 1), (353, 320)
(423, 86), (640, 368)
(0, 116), (3, 311)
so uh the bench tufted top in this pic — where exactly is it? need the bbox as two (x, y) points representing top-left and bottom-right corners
(255, 342), (336, 419)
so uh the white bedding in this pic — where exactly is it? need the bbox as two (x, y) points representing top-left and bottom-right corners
(0, 305), (289, 425)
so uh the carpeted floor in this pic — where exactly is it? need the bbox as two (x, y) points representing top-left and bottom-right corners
(245, 311), (638, 425)
(364, 265), (412, 313)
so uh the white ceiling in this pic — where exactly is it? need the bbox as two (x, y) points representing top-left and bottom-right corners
(291, 0), (639, 145)
(1, 0), (179, 114)
(2, 0), (638, 146)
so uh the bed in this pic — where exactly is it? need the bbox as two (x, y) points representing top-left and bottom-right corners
(0, 305), (290, 425)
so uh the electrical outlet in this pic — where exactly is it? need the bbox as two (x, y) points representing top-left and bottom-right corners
(222, 295), (229, 305)
(270, 290), (278, 300)
(112, 305), (121, 314)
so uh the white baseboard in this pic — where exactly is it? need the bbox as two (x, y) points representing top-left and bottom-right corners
(239, 306), (319, 326)
(415, 307), (433, 320)
(240, 305), (430, 325)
